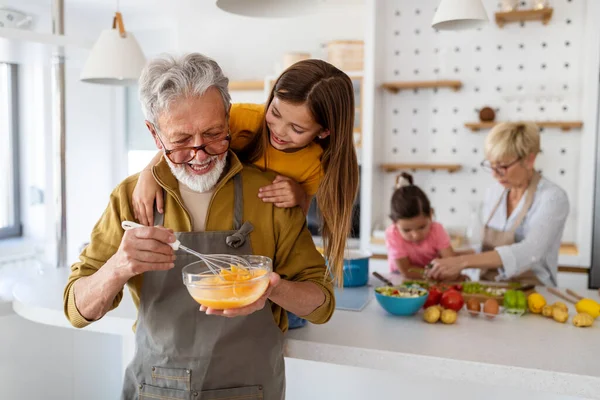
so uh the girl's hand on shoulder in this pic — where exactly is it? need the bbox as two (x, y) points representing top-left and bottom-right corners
(132, 169), (164, 226)
(258, 175), (307, 209)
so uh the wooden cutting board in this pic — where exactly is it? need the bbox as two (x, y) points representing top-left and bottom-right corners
(402, 279), (535, 306)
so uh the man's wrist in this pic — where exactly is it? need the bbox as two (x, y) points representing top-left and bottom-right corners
(268, 275), (287, 301)
(103, 254), (131, 287)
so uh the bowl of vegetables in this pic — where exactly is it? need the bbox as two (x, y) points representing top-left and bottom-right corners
(374, 286), (429, 316)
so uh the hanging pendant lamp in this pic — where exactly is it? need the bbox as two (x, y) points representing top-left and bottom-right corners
(80, 11), (146, 85)
(432, 0), (489, 31)
(215, 0), (320, 18)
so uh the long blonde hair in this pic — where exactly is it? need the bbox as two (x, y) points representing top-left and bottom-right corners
(238, 59), (359, 286)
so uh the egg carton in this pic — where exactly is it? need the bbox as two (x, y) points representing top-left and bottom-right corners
(462, 304), (526, 320)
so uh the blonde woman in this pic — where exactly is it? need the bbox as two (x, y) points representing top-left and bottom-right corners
(427, 123), (569, 286)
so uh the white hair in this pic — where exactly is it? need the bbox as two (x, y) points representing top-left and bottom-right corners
(138, 53), (231, 126)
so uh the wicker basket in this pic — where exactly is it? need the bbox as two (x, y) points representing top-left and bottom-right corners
(282, 52), (311, 70)
(326, 40), (364, 72)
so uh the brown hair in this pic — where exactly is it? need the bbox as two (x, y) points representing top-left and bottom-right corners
(238, 59), (359, 286)
(389, 173), (432, 221)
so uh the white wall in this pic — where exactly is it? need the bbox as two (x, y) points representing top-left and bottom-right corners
(174, 2), (364, 79)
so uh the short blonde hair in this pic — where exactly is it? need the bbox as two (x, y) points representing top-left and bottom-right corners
(484, 122), (540, 161)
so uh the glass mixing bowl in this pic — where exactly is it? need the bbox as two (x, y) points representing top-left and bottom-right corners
(182, 255), (272, 309)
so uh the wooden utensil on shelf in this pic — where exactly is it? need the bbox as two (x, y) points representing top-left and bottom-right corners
(547, 287), (578, 304)
(566, 289), (584, 301)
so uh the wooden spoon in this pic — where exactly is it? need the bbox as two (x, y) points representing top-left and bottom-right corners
(566, 289), (584, 301)
(547, 287), (578, 304)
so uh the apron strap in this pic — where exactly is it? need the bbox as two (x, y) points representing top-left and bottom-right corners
(232, 173), (244, 230)
(226, 222), (254, 248)
(154, 192), (165, 226)
(508, 172), (541, 233)
(227, 173), (254, 248)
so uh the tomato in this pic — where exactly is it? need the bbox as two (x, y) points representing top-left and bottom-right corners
(453, 284), (463, 292)
(423, 286), (443, 309)
(440, 289), (464, 311)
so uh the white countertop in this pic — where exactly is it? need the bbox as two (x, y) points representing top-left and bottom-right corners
(10, 263), (600, 399)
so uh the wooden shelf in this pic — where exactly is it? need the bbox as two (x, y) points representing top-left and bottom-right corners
(381, 80), (462, 93)
(560, 243), (578, 256)
(380, 163), (462, 173)
(229, 80), (264, 91)
(495, 8), (553, 28)
(465, 121), (583, 132)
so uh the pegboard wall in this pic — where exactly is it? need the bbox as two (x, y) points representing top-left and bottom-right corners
(372, 0), (594, 244)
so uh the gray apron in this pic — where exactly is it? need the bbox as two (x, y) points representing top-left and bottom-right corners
(121, 173), (285, 400)
(480, 172), (544, 285)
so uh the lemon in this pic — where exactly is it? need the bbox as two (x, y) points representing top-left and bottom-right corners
(527, 293), (546, 314)
(575, 298), (600, 319)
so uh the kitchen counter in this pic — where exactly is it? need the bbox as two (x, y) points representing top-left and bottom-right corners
(11, 262), (600, 399)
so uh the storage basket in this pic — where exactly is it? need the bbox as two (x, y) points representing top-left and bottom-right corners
(326, 40), (364, 71)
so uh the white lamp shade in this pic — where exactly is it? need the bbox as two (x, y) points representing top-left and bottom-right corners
(215, 0), (319, 18)
(432, 0), (489, 31)
(80, 29), (146, 86)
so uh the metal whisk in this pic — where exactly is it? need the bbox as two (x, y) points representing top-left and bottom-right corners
(121, 221), (252, 277)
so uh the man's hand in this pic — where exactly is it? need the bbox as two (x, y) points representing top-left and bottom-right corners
(200, 272), (281, 317)
(111, 225), (176, 282)
(72, 225), (176, 323)
(258, 175), (307, 209)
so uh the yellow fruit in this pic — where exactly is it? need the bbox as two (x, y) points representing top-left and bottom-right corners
(552, 307), (569, 323)
(573, 313), (594, 327)
(541, 305), (554, 318)
(527, 293), (546, 314)
(441, 309), (457, 324)
(575, 299), (600, 319)
(552, 302), (568, 313)
(423, 306), (441, 323)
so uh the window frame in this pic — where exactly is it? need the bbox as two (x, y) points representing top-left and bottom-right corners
(0, 63), (22, 240)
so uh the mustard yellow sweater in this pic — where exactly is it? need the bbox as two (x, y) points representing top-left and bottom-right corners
(63, 152), (334, 332)
(229, 103), (324, 196)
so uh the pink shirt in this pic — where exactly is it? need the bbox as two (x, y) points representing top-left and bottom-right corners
(385, 222), (451, 273)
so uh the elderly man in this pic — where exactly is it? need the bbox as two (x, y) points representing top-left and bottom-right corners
(63, 53), (334, 400)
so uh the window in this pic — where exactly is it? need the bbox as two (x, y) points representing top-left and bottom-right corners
(0, 63), (21, 239)
(126, 85), (157, 175)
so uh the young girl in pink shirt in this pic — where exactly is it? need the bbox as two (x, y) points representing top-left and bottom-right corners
(385, 173), (457, 279)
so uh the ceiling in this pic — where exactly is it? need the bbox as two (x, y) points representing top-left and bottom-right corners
(2, 0), (363, 15)
(0, 0), (364, 41)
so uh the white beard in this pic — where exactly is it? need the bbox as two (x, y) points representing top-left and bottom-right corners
(166, 153), (227, 193)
